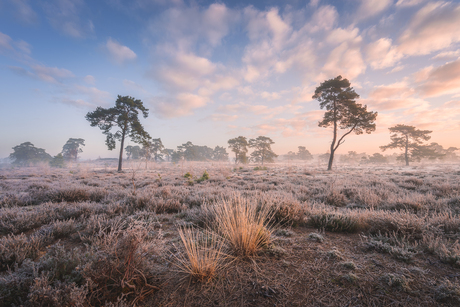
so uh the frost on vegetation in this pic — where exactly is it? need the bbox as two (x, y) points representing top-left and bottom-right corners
(308, 232), (324, 242)
(380, 273), (411, 291)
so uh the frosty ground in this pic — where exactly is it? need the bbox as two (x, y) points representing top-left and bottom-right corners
(1, 160), (460, 306)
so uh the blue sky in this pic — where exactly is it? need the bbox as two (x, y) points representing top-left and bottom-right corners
(1, 0), (459, 159)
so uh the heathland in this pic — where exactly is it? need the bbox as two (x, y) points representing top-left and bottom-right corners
(1, 160), (460, 306)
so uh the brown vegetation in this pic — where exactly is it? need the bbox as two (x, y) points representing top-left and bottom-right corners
(1, 160), (460, 306)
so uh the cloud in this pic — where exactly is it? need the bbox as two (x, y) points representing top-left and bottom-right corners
(83, 75), (95, 85)
(149, 3), (238, 49)
(73, 85), (111, 106)
(7, 0), (38, 24)
(59, 98), (93, 108)
(395, 0), (426, 7)
(432, 50), (460, 60)
(306, 5), (338, 33)
(43, 0), (94, 38)
(416, 58), (460, 97)
(123, 79), (144, 92)
(9, 64), (74, 83)
(368, 81), (414, 100)
(397, 1), (460, 56)
(355, 0), (393, 21)
(0, 32), (13, 51)
(202, 114), (238, 122)
(320, 41), (366, 80)
(106, 38), (137, 64)
(366, 38), (403, 69)
(150, 93), (209, 118)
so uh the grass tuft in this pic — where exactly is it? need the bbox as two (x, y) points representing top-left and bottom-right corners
(205, 195), (273, 257)
(174, 227), (228, 282)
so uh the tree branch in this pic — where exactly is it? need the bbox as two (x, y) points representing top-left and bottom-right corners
(333, 124), (357, 151)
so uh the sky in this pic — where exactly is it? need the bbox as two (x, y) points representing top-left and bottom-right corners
(1, 0), (460, 160)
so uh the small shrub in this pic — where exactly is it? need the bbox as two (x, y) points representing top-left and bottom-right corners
(184, 172), (192, 179)
(341, 273), (358, 283)
(308, 213), (361, 233)
(324, 190), (347, 207)
(274, 228), (294, 237)
(254, 166), (267, 171)
(196, 170), (210, 183)
(363, 233), (418, 263)
(326, 249), (344, 261)
(380, 273), (411, 291)
(308, 232), (324, 243)
(340, 261), (356, 270)
(435, 279), (460, 303)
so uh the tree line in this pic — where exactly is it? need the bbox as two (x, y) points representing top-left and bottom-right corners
(7, 77), (458, 170)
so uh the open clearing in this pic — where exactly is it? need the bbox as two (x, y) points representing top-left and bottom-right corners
(1, 161), (460, 306)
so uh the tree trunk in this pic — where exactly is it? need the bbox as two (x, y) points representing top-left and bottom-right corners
(405, 135), (409, 166)
(328, 100), (338, 171)
(328, 148), (335, 171)
(118, 130), (126, 172)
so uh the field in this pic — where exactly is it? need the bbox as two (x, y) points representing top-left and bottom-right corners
(1, 160), (460, 306)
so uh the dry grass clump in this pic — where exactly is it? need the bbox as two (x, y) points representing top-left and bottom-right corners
(173, 227), (228, 282)
(81, 220), (164, 305)
(204, 195), (274, 257)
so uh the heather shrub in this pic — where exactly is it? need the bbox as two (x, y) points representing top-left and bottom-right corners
(308, 212), (362, 233)
(435, 279), (460, 303)
(82, 220), (164, 305)
(0, 233), (45, 271)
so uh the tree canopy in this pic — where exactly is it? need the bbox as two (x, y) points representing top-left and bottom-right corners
(62, 138), (85, 161)
(86, 95), (151, 172)
(249, 136), (277, 165)
(297, 146), (313, 160)
(380, 124), (432, 166)
(9, 142), (52, 166)
(313, 75), (377, 170)
(228, 136), (249, 164)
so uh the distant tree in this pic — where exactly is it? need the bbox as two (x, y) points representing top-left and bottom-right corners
(61, 138), (85, 161)
(86, 95), (151, 172)
(249, 136), (278, 165)
(49, 153), (66, 168)
(380, 124), (432, 166)
(313, 75), (378, 170)
(411, 142), (445, 162)
(368, 153), (388, 164)
(444, 146), (459, 161)
(143, 138), (165, 162)
(228, 136), (249, 164)
(297, 146), (313, 160)
(171, 149), (185, 163)
(9, 142), (52, 166)
(177, 142), (197, 161)
(212, 146), (229, 162)
(286, 151), (296, 160)
(125, 145), (141, 160)
(164, 149), (174, 162)
(319, 153), (330, 163)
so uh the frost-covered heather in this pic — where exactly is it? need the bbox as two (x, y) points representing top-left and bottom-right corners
(1, 161), (460, 306)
